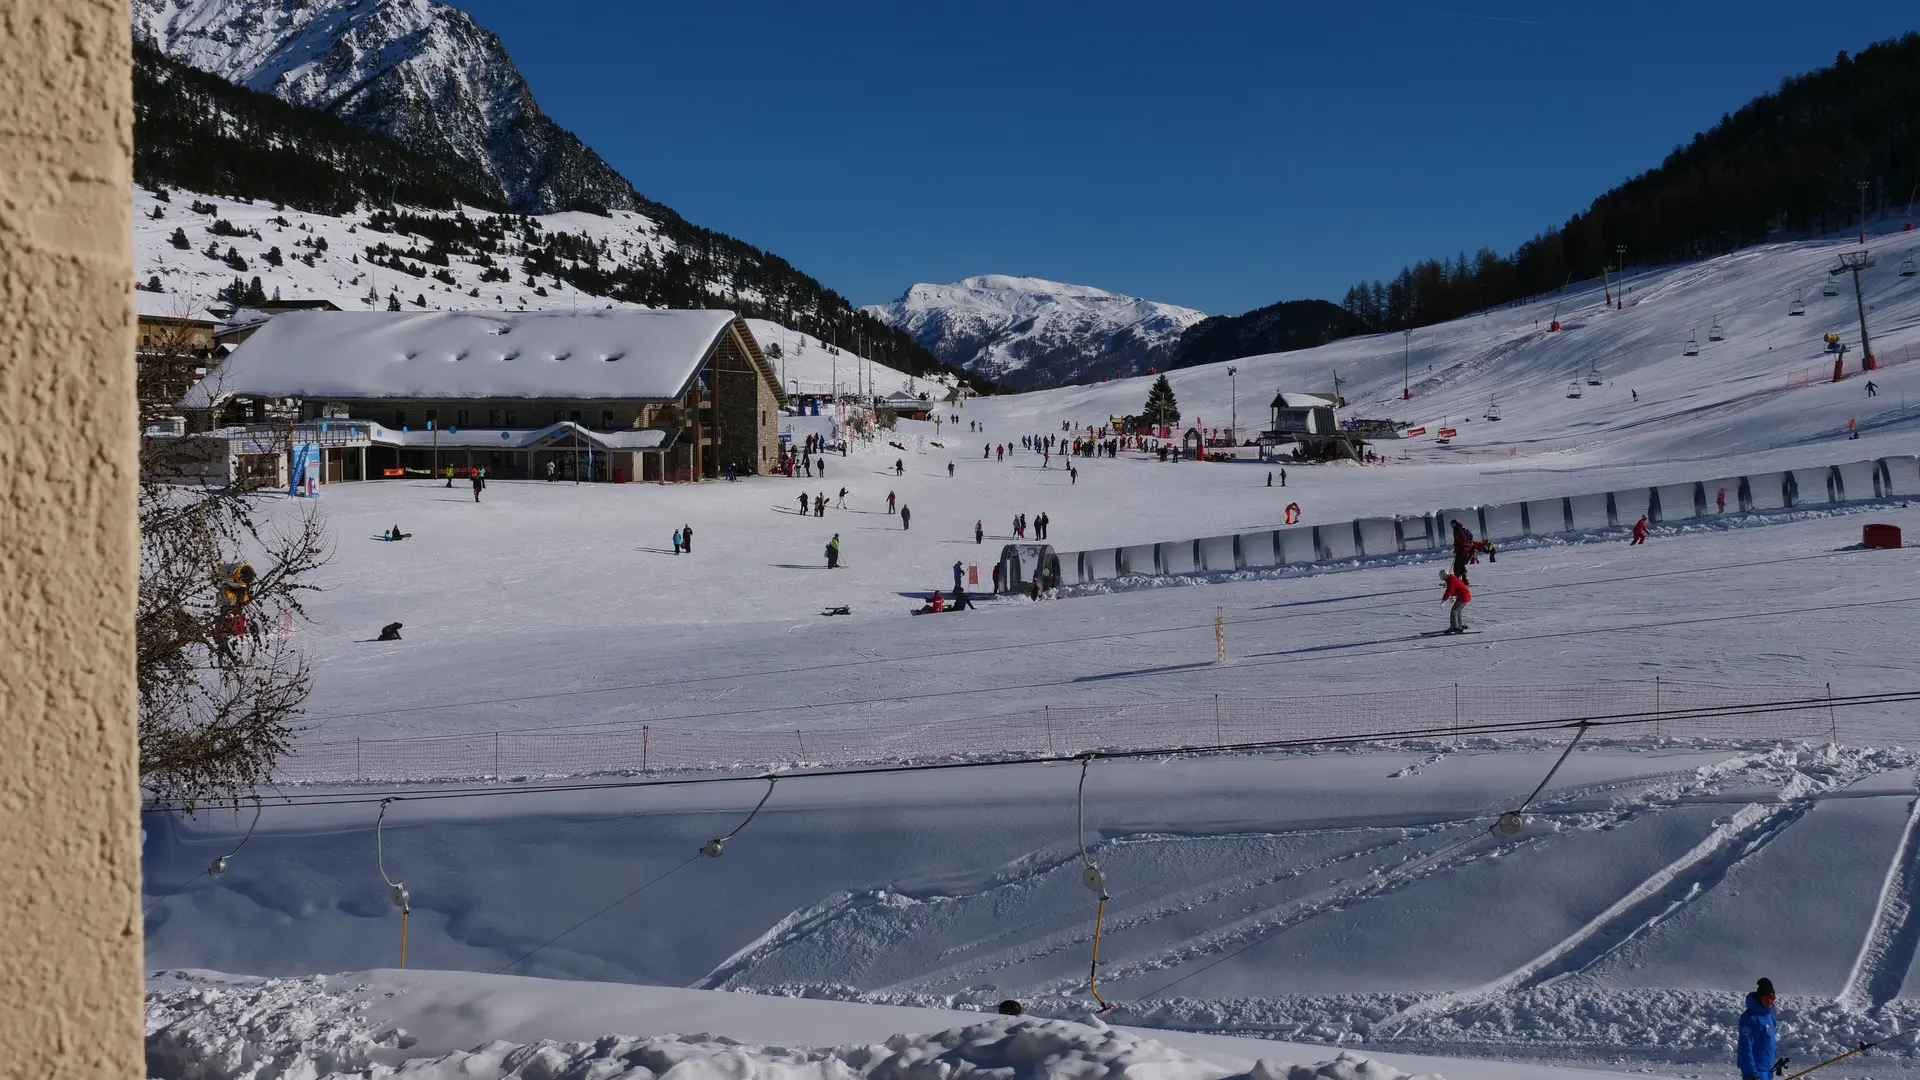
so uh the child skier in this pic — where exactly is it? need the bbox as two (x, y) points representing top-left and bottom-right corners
(1630, 516), (1649, 545)
(1440, 569), (1472, 634)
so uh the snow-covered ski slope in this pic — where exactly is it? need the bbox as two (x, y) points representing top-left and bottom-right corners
(962, 231), (1920, 468)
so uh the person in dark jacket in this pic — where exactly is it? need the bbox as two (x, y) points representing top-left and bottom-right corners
(1450, 518), (1473, 577)
(900, 505), (911, 530)
(471, 470), (486, 503)
(1738, 978), (1779, 1080)
(975, 519), (984, 544)
(953, 560), (965, 591)
(681, 524), (692, 553)
(825, 534), (840, 569)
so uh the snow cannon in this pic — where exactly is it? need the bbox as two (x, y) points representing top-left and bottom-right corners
(215, 561), (257, 606)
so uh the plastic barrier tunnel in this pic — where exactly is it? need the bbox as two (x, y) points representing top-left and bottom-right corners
(997, 543), (1061, 594)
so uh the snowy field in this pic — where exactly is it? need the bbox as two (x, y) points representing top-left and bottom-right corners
(142, 226), (1920, 1078)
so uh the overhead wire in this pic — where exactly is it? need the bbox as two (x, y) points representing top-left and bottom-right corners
(140, 688), (1920, 815)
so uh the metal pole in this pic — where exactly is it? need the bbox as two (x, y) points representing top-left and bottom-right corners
(1402, 329), (1411, 400)
(1853, 266), (1873, 366)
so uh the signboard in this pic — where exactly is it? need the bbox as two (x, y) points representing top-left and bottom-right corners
(1437, 427), (1458, 439)
(1404, 426), (1426, 437)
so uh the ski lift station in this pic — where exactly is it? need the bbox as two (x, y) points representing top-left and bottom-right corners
(1260, 390), (1370, 462)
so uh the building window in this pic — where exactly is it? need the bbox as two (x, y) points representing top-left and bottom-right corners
(569, 410), (581, 423)
(456, 409), (469, 427)
(488, 409), (502, 427)
(393, 409), (407, 428)
(600, 409), (613, 428)
(504, 410), (518, 426)
(553, 409), (564, 425)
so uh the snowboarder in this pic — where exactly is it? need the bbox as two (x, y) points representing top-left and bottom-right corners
(953, 560), (965, 591)
(681, 524), (692, 553)
(671, 528), (683, 555)
(1630, 516), (1649, 545)
(948, 461), (955, 478)
(825, 534), (841, 569)
(887, 490), (896, 514)
(975, 520), (984, 544)
(1717, 488), (1728, 513)
(377, 621), (403, 641)
(1440, 569), (1471, 634)
(1737, 978), (1778, 1080)
(471, 469), (486, 503)
(815, 493), (826, 518)
(900, 505), (911, 530)
(1868, 380), (1879, 397)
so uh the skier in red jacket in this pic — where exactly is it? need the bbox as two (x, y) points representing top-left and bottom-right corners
(1630, 516), (1649, 545)
(1440, 569), (1472, 634)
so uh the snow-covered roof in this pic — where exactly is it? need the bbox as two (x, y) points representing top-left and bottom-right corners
(1270, 391), (1337, 409)
(181, 308), (740, 407)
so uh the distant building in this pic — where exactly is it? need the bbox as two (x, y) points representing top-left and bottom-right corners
(135, 293), (220, 410)
(179, 308), (786, 483)
(1264, 391), (1367, 462)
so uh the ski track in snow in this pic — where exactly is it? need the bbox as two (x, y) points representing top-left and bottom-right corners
(1840, 769), (1920, 1013)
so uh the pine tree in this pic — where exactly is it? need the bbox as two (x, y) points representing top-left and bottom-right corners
(387, 294), (401, 312)
(1142, 374), (1180, 427)
(169, 227), (190, 250)
(243, 277), (267, 305)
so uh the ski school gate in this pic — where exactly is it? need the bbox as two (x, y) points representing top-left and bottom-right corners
(1063, 454), (1918, 585)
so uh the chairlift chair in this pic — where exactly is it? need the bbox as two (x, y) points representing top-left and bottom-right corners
(1788, 289), (1806, 316)
(1566, 381), (1583, 399)
(1586, 363), (1602, 386)
(1707, 315), (1725, 341)
(1822, 278), (1840, 297)
(1485, 395), (1501, 421)
(1683, 331), (1700, 357)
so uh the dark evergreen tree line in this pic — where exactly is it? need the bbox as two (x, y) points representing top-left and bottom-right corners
(1341, 34), (1920, 334)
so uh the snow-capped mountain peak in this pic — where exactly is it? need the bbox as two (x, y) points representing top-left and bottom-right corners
(864, 275), (1204, 390)
(130, 0), (639, 215)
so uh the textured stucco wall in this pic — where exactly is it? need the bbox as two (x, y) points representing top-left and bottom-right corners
(0, 1), (143, 1077)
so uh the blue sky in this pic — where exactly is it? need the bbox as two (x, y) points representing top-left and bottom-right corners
(455, 1), (1916, 315)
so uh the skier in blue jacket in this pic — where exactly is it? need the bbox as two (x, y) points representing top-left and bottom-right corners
(1738, 977), (1780, 1080)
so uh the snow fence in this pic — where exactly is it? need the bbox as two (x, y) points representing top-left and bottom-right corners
(1061, 453), (1918, 586)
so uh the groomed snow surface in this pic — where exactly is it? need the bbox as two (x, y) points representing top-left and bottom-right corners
(143, 225), (1920, 1078)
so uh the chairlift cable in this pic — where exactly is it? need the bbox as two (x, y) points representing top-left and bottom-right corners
(493, 853), (700, 976)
